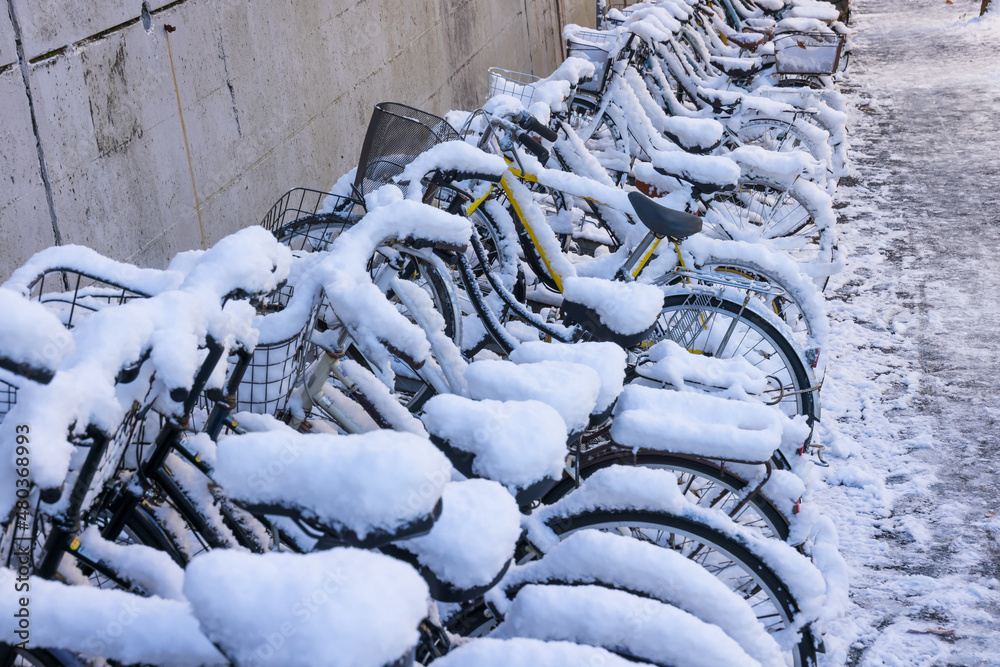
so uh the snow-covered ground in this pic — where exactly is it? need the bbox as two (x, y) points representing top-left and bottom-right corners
(817, 0), (1000, 664)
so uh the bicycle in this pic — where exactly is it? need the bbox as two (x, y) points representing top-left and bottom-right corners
(373, 103), (819, 425)
(0, 232), (462, 667)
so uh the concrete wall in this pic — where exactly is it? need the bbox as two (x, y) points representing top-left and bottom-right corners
(0, 0), (595, 280)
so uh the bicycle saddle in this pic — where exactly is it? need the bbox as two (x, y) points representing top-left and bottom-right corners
(627, 191), (703, 239)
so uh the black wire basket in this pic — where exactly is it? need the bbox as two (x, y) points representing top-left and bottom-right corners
(566, 29), (618, 94)
(262, 188), (360, 254)
(24, 270), (151, 329)
(234, 279), (324, 417)
(0, 374), (17, 424)
(353, 102), (461, 201)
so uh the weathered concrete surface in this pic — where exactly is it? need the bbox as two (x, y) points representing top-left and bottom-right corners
(0, 0), (593, 279)
(0, 67), (59, 258)
(0, 8), (16, 68)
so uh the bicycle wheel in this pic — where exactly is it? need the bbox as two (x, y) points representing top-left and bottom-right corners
(447, 197), (524, 354)
(647, 291), (816, 422)
(546, 508), (818, 667)
(692, 261), (817, 342)
(369, 248), (461, 346)
(81, 505), (189, 591)
(700, 179), (834, 268)
(729, 118), (828, 171)
(545, 449), (791, 541)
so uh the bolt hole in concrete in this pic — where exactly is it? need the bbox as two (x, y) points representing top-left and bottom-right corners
(141, 2), (152, 31)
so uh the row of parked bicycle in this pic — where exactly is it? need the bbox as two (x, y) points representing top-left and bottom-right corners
(0, 0), (853, 665)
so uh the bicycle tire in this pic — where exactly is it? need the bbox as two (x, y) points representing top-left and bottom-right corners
(445, 196), (522, 353)
(728, 118), (829, 174)
(544, 450), (791, 541)
(370, 248), (461, 347)
(647, 291), (816, 423)
(678, 254), (824, 344)
(701, 178), (835, 269)
(545, 508), (818, 667)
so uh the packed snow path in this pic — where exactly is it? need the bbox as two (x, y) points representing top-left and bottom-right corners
(819, 0), (1000, 664)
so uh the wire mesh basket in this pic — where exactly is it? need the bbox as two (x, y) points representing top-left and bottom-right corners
(354, 103), (461, 201)
(566, 29), (618, 94)
(603, 2), (641, 27)
(0, 373), (18, 424)
(262, 188), (360, 254)
(773, 30), (847, 76)
(487, 67), (540, 105)
(25, 270), (151, 329)
(233, 291), (321, 417)
(259, 187), (358, 232)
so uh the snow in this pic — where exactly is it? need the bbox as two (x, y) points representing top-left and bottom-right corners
(421, 395), (567, 491)
(728, 145), (825, 190)
(494, 584), (761, 667)
(183, 548), (429, 666)
(637, 338), (770, 395)
(803, 0), (1000, 663)
(491, 531), (787, 667)
(428, 637), (655, 666)
(0, 229), (294, 516)
(255, 197), (472, 371)
(650, 150), (742, 187)
(611, 383), (788, 463)
(0, 569), (225, 666)
(0, 287), (74, 375)
(528, 466), (830, 623)
(463, 359), (601, 432)
(509, 340), (626, 413)
(397, 479), (521, 590)
(3, 245), (183, 299)
(75, 525), (186, 601)
(338, 357), (429, 436)
(561, 276), (664, 336)
(8, 0), (983, 664)
(213, 428), (452, 540)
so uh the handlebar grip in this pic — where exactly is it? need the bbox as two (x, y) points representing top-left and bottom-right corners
(516, 111), (558, 142)
(518, 132), (550, 163)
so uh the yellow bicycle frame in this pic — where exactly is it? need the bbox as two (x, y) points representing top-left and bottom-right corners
(463, 162), (667, 292)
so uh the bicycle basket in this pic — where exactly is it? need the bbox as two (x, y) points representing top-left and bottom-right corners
(260, 188), (358, 233)
(603, 3), (640, 28)
(263, 188), (359, 254)
(566, 29), (618, 94)
(354, 102), (461, 201)
(235, 290), (321, 417)
(0, 373), (17, 424)
(772, 30), (847, 76)
(26, 270), (151, 329)
(487, 67), (540, 106)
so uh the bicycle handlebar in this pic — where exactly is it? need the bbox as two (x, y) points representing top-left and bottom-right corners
(516, 111), (558, 142)
(518, 132), (550, 163)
